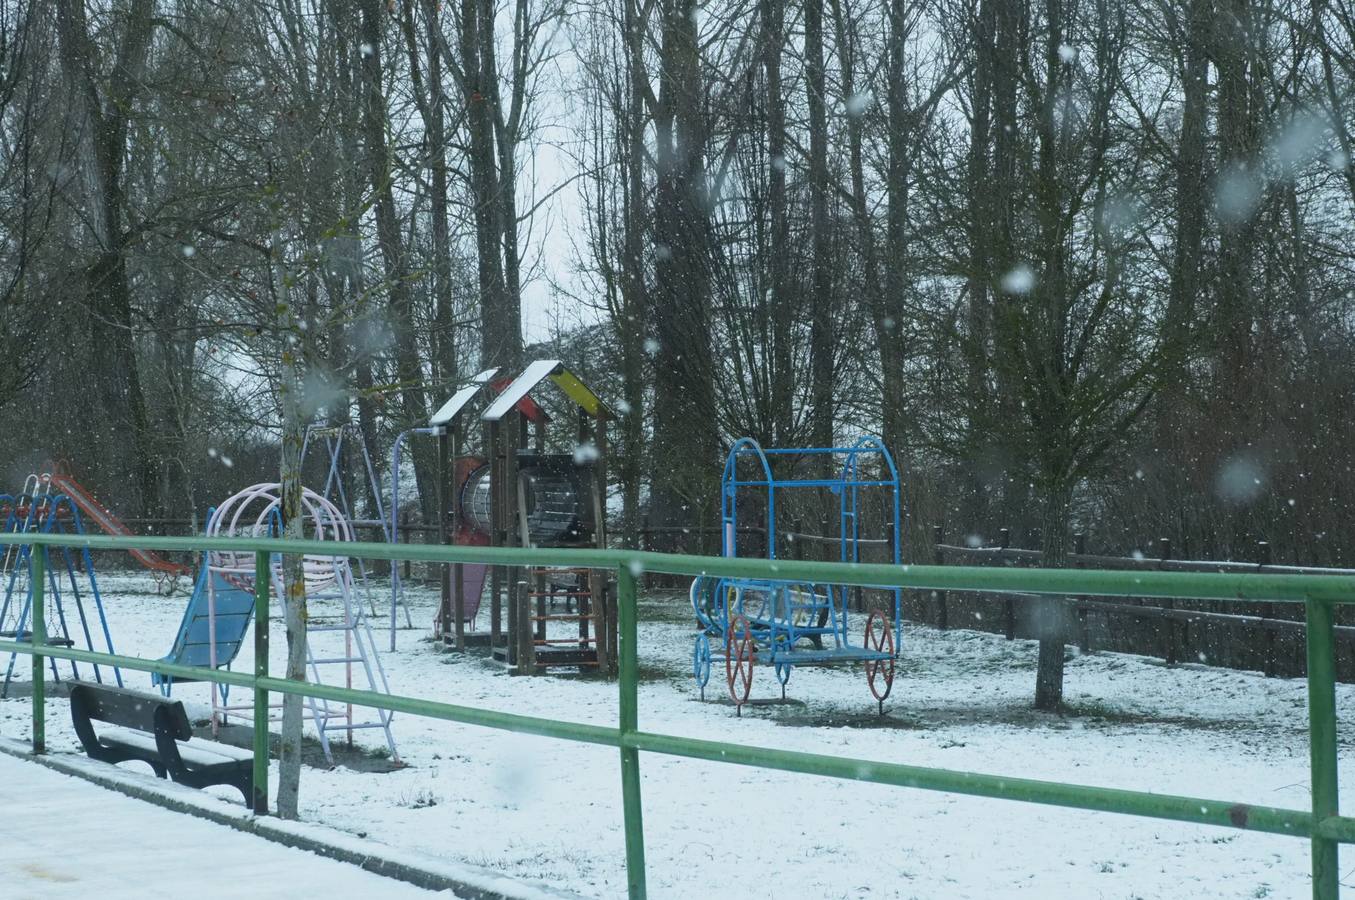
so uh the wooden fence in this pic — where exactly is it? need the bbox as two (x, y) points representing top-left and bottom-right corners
(925, 527), (1355, 681)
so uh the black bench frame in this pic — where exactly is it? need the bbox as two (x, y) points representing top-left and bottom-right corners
(69, 682), (252, 803)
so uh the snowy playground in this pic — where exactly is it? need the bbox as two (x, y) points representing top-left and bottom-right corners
(0, 368), (1347, 899)
(0, 566), (1345, 899)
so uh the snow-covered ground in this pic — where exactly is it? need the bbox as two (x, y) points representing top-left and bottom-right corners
(0, 567), (1348, 899)
(0, 751), (446, 898)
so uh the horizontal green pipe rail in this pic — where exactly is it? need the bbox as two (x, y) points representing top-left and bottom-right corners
(0, 640), (620, 749)
(0, 635), (1338, 837)
(622, 729), (1340, 839)
(3, 532), (1353, 604)
(0, 534), (1347, 899)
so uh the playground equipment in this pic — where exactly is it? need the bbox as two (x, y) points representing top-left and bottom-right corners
(689, 437), (902, 714)
(0, 474), (121, 696)
(399, 367), (500, 652)
(300, 424), (410, 629)
(46, 462), (192, 591)
(424, 361), (615, 673)
(478, 361), (615, 673)
(158, 484), (398, 763)
(152, 550), (255, 697)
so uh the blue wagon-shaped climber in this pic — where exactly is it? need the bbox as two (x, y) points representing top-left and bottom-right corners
(690, 437), (902, 715)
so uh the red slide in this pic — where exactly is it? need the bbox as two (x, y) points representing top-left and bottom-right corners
(48, 472), (193, 577)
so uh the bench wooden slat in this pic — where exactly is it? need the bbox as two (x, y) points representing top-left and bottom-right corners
(70, 682), (192, 740)
(98, 726), (254, 766)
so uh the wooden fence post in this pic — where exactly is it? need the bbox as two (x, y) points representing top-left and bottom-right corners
(1159, 538), (1179, 665)
(1075, 533), (1089, 654)
(1000, 529), (1016, 640)
(932, 525), (947, 630)
(1260, 541), (1277, 677)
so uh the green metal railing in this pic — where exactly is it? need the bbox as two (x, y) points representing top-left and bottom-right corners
(0, 532), (1349, 899)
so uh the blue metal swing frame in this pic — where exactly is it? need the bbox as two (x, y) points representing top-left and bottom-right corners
(0, 492), (122, 695)
(691, 437), (902, 693)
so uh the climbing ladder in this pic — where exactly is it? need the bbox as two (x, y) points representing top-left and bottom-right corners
(526, 566), (600, 669)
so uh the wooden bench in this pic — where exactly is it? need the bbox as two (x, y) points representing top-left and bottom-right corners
(69, 682), (253, 803)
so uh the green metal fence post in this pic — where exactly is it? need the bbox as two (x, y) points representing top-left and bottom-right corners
(617, 563), (647, 899)
(1306, 597), (1340, 900)
(253, 549), (271, 815)
(31, 548), (45, 754)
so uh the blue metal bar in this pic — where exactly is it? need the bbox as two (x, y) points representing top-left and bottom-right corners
(50, 495), (120, 685)
(41, 502), (85, 682)
(74, 508), (122, 688)
(0, 497), (41, 630)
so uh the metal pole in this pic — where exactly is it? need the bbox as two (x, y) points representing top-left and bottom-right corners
(31, 547), (45, 754)
(253, 549), (270, 815)
(617, 562), (647, 899)
(390, 430), (407, 652)
(1306, 596), (1339, 900)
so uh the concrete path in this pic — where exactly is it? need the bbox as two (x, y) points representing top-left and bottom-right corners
(0, 753), (449, 898)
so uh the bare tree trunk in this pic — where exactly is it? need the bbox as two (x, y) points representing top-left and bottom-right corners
(1030, 0), (1071, 712)
(878, 0), (910, 459)
(401, 0), (459, 389)
(762, 0), (793, 446)
(959, 0), (997, 531)
(618, 0), (649, 547)
(459, 0), (518, 371)
(648, 0), (717, 543)
(1163, 0), (1209, 374)
(358, 0), (436, 520)
(484, 0), (524, 346)
(55, 0), (158, 515)
(836, 0), (904, 458)
(805, 0), (834, 459)
(1213, 0), (1262, 434)
(1033, 477), (1071, 709)
(989, 0), (1027, 539)
(273, 229), (309, 820)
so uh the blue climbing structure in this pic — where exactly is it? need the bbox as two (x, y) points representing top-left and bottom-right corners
(0, 482), (122, 696)
(690, 436), (903, 714)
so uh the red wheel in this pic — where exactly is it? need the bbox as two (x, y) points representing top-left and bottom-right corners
(864, 610), (896, 703)
(725, 614), (756, 710)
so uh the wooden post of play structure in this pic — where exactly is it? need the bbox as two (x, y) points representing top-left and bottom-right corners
(590, 406), (615, 676)
(512, 412), (533, 671)
(489, 420), (504, 656)
(593, 406), (615, 675)
(437, 426), (450, 640)
(451, 423), (466, 651)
